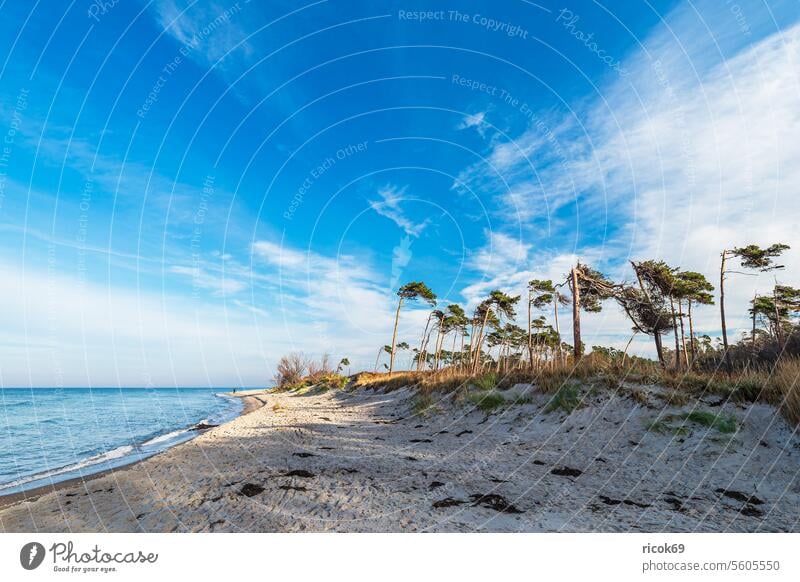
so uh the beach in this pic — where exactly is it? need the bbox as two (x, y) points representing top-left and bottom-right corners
(1, 385), (798, 532)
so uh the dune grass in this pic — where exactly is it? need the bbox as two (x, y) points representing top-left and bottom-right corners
(334, 354), (800, 426)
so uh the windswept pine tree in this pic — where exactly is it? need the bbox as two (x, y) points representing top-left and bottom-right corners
(445, 304), (469, 369)
(719, 244), (789, 371)
(624, 260), (679, 366)
(389, 282), (436, 373)
(567, 264), (616, 360)
(471, 290), (520, 373)
(673, 271), (714, 365)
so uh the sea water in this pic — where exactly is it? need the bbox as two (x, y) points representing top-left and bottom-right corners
(0, 387), (242, 495)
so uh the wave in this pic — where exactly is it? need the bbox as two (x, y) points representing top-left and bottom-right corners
(0, 389), (245, 496)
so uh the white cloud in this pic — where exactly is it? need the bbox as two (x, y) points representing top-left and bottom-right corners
(169, 264), (247, 295)
(457, 111), (489, 136)
(151, 0), (254, 69)
(368, 185), (431, 237)
(454, 6), (800, 350)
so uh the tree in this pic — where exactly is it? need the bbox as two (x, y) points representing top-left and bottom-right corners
(673, 271), (714, 366)
(528, 280), (558, 369)
(445, 304), (469, 369)
(337, 357), (350, 374)
(374, 344), (393, 372)
(389, 282), (436, 373)
(567, 263), (616, 360)
(430, 310), (446, 370)
(719, 244), (789, 372)
(471, 290), (520, 373)
(626, 260), (678, 366)
(749, 285), (800, 346)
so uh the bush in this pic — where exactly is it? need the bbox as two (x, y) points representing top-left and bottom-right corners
(274, 353), (308, 388)
(772, 358), (800, 425)
(468, 390), (505, 411)
(545, 384), (581, 414)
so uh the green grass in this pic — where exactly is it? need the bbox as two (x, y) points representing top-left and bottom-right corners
(468, 390), (505, 411)
(545, 384), (581, 414)
(647, 420), (690, 436)
(682, 411), (737, 434)
(472, 372), (499, 391)
(412, 393), (437, 415)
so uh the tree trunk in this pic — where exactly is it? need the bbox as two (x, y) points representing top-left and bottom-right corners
(670, 298), (680, 369)
(631, 261), (665, 366)
(433, 320), (443, 371)
(622, 330), (638, 368)
(553, 294), (562, 367)
(374, 346), (382, 372)
(752, 291), (758, 356)
(688, 300), (696, 366)
(459, 330), (465, 371)
(678, 300), (689, 369)
(527, 292), (534, 370)
(773, 284), (783, 347)
(472, 308), (492, 374)
(571, 267), (582, 360)
(389, 298), (403, 373)
(720, 251), (732, 373)
(416, 311), (433, 371)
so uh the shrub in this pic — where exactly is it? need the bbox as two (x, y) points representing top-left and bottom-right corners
(682, 411), (737, 434)
(274, 353), (308, 389)
(772, 357), (800, 425)
(472, 372), (499, 391)
(545, 384), (581, 414)
(468, 390), (505, 412)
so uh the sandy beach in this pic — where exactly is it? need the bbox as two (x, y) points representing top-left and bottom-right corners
(1, 384), (798, 532)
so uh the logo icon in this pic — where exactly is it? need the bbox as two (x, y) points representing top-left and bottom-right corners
(20, 542), (45, 570)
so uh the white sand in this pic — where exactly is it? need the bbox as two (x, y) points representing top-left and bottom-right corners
(1, 384), (798, 532)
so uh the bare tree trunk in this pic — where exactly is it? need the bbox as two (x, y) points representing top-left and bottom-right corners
(670, 298), (681, 370)
(553, 294), (563, 366)
(720, 251), (732, 373)
(527, 292), (534, 370)
(752, 291), (758, 356)
(688, 300), (696, 367)
(374, 346), (382, 372)
(433, 320), (443, 371)
(571, 267), (582, 361)
(678, 300), (689, 369)
(773, 283), (783, 347)
(389, 298), (403, 373)
(622, 330), (638, 368)
(459, 330), (465, 371)
(417, 311), (433, 371)
(472, 308), (492, 374)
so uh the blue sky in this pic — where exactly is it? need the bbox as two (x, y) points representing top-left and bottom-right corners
(0, 0), (798, 386)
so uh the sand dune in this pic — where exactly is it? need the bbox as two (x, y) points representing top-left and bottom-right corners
(1, 385), (798, 532)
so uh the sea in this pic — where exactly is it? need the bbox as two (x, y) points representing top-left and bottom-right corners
(0, 387), (243, 495)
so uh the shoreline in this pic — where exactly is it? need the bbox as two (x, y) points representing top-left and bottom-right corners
(0, 391), (268, 510)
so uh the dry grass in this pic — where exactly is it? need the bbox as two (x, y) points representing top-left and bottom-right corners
(771, 358), (800, 425)
(344, 354), (800, 426)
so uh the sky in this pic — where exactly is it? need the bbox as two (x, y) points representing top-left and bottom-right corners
(0, 0), (798, 387)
